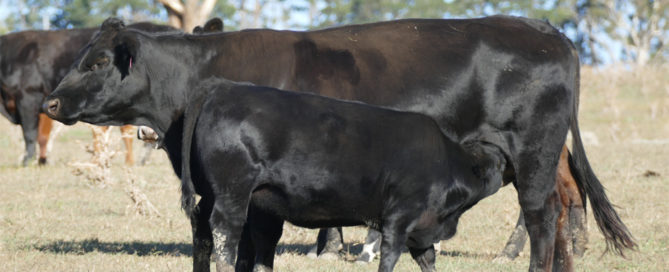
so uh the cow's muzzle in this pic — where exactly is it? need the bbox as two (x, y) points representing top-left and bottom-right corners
(137, 126), (159, 142)
(43, 98), (61, 118)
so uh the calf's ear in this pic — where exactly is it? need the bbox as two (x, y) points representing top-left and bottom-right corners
(112, 33), (138, 80)
(203, 18), (223, 32)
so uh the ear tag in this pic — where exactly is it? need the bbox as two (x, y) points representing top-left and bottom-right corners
(129, 57), (133, 69)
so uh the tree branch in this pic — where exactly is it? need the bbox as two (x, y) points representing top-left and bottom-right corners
(157, 0), (185, 14)
(198, 0), (217, 19)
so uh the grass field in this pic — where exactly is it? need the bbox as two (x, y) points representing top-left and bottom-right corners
(1, 66), (668, 271)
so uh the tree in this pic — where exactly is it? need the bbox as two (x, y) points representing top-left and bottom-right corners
(582, 0), (669, 66)
(157, 0), (217, 31)
(315, 0), (449, 28)
(50, 0), (163, 29)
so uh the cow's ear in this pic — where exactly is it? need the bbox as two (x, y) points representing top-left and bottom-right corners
(18, 42), (38, 62)
(101, 17), (126, 32)
(203, 18), (223, 32)
(192, 26), (203, 34)
(112, 33), (138, 80)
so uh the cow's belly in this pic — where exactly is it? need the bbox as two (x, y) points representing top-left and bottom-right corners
(250, 182), (381, 229)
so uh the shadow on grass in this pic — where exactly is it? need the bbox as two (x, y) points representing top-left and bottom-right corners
(438, 250), (495, 259)
(35, 239), (489, 261)
(275, 242), (364, 256)
(34, 240), (362, 258)
(35, 239), (192, 257)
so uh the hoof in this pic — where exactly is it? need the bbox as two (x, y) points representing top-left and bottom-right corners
(38, 157), (47, 165)
(355, 252), (373, 264)
(306, 246), (318, 259)
(318, 252), (340, 260)
(252, 264), (272, 272)
(492, 255), (513, 264)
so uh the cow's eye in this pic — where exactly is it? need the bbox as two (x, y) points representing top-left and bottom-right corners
(90, 57), (109, 71)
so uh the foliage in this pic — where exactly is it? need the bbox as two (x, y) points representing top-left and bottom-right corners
(1, 0), (668, 64)
(51, 0), (163, 28)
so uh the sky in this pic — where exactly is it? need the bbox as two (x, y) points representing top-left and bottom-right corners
(0, 0), (626, 65)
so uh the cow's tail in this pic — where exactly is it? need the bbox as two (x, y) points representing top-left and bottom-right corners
(180, 93), (207, 219)
(567, 49), (636, 255)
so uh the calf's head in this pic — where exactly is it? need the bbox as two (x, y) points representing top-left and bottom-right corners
(44, 18), (147, 126)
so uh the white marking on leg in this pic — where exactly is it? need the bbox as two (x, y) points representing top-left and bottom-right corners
(212, 228), (231, 263)
(363, 240), (378, 259)
(356, 238), (379, 264)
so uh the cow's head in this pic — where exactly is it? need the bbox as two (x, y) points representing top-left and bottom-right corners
(44, 18), (147, 126)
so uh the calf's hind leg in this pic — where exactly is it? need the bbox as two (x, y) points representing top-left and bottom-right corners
(248, 204), (284, 272)
(191, 197), (214, 272)
(210, 193), (253, 272)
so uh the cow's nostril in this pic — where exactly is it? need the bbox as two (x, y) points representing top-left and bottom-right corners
(46, 99), (60, 116)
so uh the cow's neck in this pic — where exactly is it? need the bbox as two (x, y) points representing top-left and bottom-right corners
(198, 30), (296, 88)
(136, 35), (212, 140)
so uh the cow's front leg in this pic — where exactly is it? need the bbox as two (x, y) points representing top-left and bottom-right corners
(18, 97), (40, 166)
(408, 246), (436, 272)
(191, 197), (214, 272)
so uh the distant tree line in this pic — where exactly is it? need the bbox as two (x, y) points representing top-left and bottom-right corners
(2, 0), (668, 66)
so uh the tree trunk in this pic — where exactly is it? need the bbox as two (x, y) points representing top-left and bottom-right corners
(157, 0), (217, 32)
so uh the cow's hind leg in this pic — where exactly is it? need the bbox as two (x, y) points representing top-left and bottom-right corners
(191, 197), (214, 272)
(120, 125), (135, 166)
(308, 227), (343, 259)
(553, 183), (573, 272)
(356, 228), (382, 264)
(408, 246), (436, 272)
(558, 148), (587, 257)
(495, 210), (528, 262)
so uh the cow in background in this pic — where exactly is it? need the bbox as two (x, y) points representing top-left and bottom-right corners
(0, 22), (175, 166)
(146, 18), (589, 265)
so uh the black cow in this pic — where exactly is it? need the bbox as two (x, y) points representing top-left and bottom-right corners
(0, 22), (175, 166)
(139, 18), (591, 264)
(45, 17), (635, 271)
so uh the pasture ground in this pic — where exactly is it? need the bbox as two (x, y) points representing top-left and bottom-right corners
(1, 67), (668, 271)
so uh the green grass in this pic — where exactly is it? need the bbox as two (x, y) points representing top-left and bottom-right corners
(1, 66), (668, 271)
